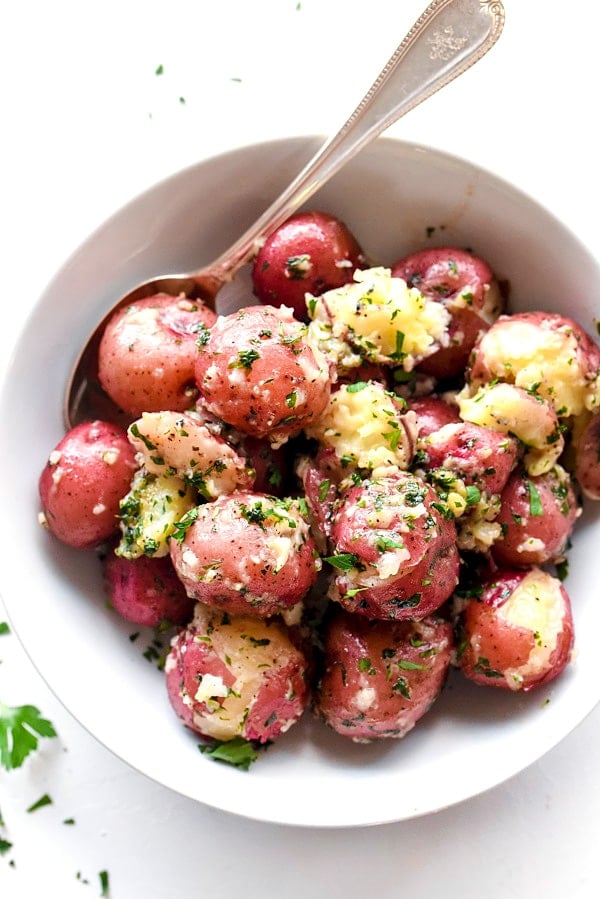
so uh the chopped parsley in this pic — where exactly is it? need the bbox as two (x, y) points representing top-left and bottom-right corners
(198, 737), (259, 770)
(99, 870), (110, 896)
(26, 793), (52, 813)
(346, 381), (369, 393)
(229, 348), (260, 370)
(171, 506), (200, 544)
(323, 553), (359, 571)
(465, 485), (481, 507)
(0, 703), (57, 770)
(526, 480), (544, 516)
(0, 622), (10, 636)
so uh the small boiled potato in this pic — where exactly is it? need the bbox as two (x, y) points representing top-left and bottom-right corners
(104, 552), (194, 628)
(467, 311), (600, 418)
(406, 395), (461, 437)
(315, 608), (453, 742)
(117, 468), (196, 559)
(251, 210), (366, 321)
(165, 602), (310, 743)
(169, 491), (320, 618)
(391, 247), (503, 380)
(455, 567), (574, 691)
(492, 465), (580, 568)
(419, 420), (518, 496)
(305, 380), (417, 477)
(573, 410), (600, 499)
(98, 293), (217, 418)
(127, 411), (254, 499)
(327, 473), (459, 620)
(38, 420), (138, 549)
(194, 304), (330, 445)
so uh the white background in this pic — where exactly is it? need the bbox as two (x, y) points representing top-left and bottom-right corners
(1, 1), (599, 896)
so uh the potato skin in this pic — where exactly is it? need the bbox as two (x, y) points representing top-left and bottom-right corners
(165, 603), (310, 743)
(315, 608), (453, 741)
(391, 247), (502, 380)
(169, 491), (320, 617)
(98, 293), (217, 418)
(574, 411), (600, 499)
(103, 552), (194, 627)
(456, 567), (574, 691)
(406, 395), (461, 437)
(38, 420), (138, 548)
(251, 211), (366, 320)
(492, 466), (579, 567)
(327, 473), (459, 620)
(194, 304), (330, 443)
(419, 421), (518, 495)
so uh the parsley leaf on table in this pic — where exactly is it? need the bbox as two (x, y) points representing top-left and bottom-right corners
(0, 702), (57, 770)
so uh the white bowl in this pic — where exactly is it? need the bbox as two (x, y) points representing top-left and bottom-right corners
(1, 136), (599, 828)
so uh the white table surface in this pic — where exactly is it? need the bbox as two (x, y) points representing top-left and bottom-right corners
(1, 1), (599, 896)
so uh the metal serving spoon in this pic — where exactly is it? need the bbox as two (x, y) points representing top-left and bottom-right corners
(65, 0), (504, 428)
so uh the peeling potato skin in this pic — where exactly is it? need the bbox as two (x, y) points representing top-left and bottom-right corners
(251, 211), (366, 321)
(315, 608), (453, 742)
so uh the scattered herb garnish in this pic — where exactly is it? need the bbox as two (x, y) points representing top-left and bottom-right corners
(0, 703), (57, 770)
(526, 480), (544, 516)
(26, 793), (52, 813)
(323, 553), (359, 571)
(0, 622), (10, 636)
(99, 869), (110, 896)
(198, 737), (259, 771)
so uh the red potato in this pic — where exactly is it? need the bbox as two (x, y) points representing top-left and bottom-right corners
(166, 602), (310, 743)
(419, 421), (518, 495)
(38, 420), (138, 549)
(169, 491), (320, 618)
(251, 211), (366, 320)
(103, 552), (194, 628)
(492, 466), (580, 568)
(456, 567), (574, 691)
(573, 410), (600, 499)
(296, 446), (349, 553)
(327, 473), (459, 620)
(237, 436), (290, 497)
(406, 395), (461, 437)
(391, 247), (503, 380)
(194, 304), (331, 444)
(315, 608), (453, 741)
(467, 311), (600, 418)
(98, 293), (217, 418)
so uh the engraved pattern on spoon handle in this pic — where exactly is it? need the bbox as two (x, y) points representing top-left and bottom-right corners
(203, 0), (505, 283)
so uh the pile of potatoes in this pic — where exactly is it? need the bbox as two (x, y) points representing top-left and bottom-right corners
(38, 210), (600, 752)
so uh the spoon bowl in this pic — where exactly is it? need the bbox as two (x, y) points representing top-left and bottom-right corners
(64, 0), (504, 428)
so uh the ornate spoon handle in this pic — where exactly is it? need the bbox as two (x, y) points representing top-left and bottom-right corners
(205, 0), (505, 283)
